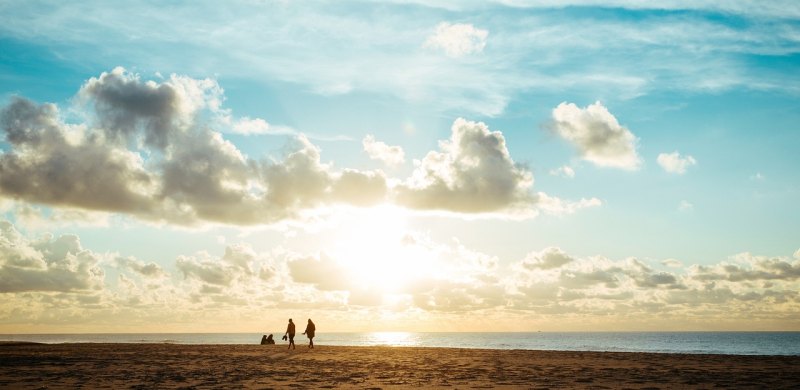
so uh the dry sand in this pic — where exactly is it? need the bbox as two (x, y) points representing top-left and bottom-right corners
(1, 342), (798, 389)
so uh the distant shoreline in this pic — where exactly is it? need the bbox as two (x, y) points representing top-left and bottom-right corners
(1, 343), (798, 388)
(0, 341), (797, 357)
(2, 331), (798, 355)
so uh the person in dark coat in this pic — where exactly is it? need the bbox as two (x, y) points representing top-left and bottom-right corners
(260, 334), (275, 345)
(302, 318), (316, 349)
(284, 319), (296, 350)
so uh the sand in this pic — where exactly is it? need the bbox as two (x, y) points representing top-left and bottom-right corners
(1, 342), (798, 389)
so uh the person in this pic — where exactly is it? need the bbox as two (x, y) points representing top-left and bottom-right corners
(302, 318), (316, 349)
(260, 334), (275, 345)
(284, 318), (296, 350)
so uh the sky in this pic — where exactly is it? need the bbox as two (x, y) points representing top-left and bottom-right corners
(0, 0), (799, 333)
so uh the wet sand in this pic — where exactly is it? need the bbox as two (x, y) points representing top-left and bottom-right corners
(1, 342), (798, 389)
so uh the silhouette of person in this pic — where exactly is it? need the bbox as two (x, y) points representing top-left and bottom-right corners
(302, 318), (316, 349)
(285, 318), (296, 350)
(266, 334), (275, 344)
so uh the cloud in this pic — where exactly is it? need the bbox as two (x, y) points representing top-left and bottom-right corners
(395, 118), (534, 213)
(662, 258), (683, 268)
(689, 253), (800, 282)
(520, 247), (575, 270)
(115, 256), (167, 279)
(549, 165), (575, 178)
(362, 135), (405, 166)
(657, 151), (697, 174)
(0, 221), (104, 293)
(394, 118), (599, 217)
(424, 22), (488, 58)
(0, 97), (159, 214)
(10, 202), (111, 229)
(231, 117), (270, 135)
(678, 200), (693, 212)
(0, 68), (389, 226)
(78, 67), (223, 150)
(330, 169), (389, 207)
(550, 102), (641, 170)
(287, 253), (351, 291)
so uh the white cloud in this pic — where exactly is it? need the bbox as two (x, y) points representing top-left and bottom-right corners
(549, 165), (575, 178)
(678, 200), (693, 212)
(396, 118), (535, 213)
(424, 22), (488, 58)
(520, 247), (575, 270)
(550, 102), (641, 170)
(661, 258), (683, 268)
(362, 135), (406, 166)
(395, 118), (599, 217)
(0, 221), (105, 293)
(689, 252), (800, 282)
(657, 151), (697, 174)
(231, 117), (270, 135)
(115, 256), (167, 279)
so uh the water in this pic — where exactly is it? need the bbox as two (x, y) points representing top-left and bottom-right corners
(2, 332), (798, 355)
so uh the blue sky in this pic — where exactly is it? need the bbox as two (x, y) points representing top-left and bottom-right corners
(0, 0), (798, 332)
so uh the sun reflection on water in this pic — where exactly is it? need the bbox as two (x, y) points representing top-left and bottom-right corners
(366, 332), (418, 347)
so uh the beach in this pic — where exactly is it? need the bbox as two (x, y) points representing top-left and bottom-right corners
(1, 343), (798, 389)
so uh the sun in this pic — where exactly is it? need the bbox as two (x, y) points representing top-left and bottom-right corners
(328, 205), (432, 294)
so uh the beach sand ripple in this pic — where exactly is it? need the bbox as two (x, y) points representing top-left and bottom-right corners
(1, 343), (798, 389)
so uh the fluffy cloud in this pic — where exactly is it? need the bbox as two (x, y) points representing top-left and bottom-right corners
(231, 117), (270, 135)
(0, 221), (104, 293)
(0, 68), (388, 226)
(115, 256), (166, 279)
(0, 97), (158, 214)
(657, 151), (697, 174)
(549, 165), (575, 178)
(519, 247), (575, 270)
(550, 102), (641, 170)
(395, 118), (599, 217)
(287, 253), (351, 291)
(689, 253), (800, 282)
(424, 22), (488, 58)
(395, 118), (534, 213)
(362, 135), (405, 166)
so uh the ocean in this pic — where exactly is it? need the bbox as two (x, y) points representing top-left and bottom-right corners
(2, 332), (798, 356)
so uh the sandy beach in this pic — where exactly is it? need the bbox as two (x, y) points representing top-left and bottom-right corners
(1, 342), (798, 389)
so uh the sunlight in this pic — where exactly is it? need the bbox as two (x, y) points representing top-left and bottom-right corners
(366, 331), (417, 347)
(330, 205), (432, 295)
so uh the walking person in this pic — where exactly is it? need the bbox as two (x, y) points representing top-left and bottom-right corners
(284, 318), (296, 350)
(303, 318), (316, 349)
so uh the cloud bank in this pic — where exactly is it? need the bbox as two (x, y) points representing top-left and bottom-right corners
(1, 220), (797, 331)
(0, 69), (597, 224)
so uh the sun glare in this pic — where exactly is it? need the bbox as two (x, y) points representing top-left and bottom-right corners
(366, 331), (417, 347)
(330, 205), (431, 296)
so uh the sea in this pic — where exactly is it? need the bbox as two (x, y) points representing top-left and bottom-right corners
(3, 332), (799, 355)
